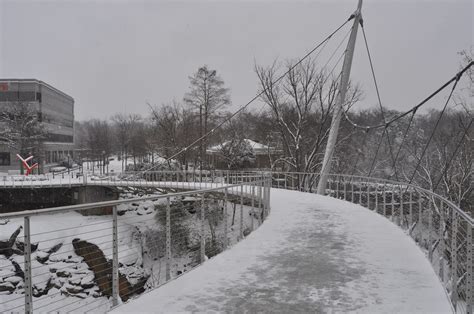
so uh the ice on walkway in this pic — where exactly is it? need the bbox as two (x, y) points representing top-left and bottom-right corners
(112, 189), (451, 313)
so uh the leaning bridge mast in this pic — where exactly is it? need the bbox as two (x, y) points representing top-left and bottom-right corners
(317, 0), (363, 195)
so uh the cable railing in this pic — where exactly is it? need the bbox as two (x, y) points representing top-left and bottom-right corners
(1, 169), (471, 313)
(0, 174), (272, 313)
(268, 171), (473, 314)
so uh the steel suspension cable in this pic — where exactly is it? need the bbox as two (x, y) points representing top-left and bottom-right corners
(342, 61), (473, 131)
(142, 16), (354, 172)
(367, 126), (386, 177)
(406, 76), (461, 187)
(361, 24), (398, 179)
(432, 117), (473, 192)
(391, 110), (417, 172)
(248, 26), (351, 127)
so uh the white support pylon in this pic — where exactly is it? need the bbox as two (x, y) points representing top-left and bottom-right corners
(317, 0), (363, 195)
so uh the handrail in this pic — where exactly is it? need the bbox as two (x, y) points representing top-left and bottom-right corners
(0, 180), (267, 219)
(327, 173), (473, 224)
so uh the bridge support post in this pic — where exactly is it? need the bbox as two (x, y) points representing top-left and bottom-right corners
(391, 187), (395, 223)
(439, 202), (446, 283)
(166, 197), (171, 281)
(409, 190), (413, 231)
(418, 192), (424, 244)
(374, 184), (378, 212)
(240, 185), (244, 239)
(251, 184), (255, 231)
(224, 188), (229, 249)
(366, 182), (370, 209)
(343, 178), (347, 201)
(467, 223), (473, 314)
(200, 193), (205, 263)
(24, 216), (33, 314)
(428, 201), (433, 261)
(450, 210), (458, 309)
(400, 186), (404, 228)
(112, 206), (119, 306)
(258, 183), (262, 223)
(317, 0), (363, 195)
(351, 179), (354, 203)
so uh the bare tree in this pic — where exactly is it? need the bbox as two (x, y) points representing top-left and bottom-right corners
(150, 102), (197, 169)
(0, 102), (46, 173)
(184, 66), (231, 170)
(83, 119), (112, 174)
(111, 114), (142, 172)
(255, 58), (360, 175)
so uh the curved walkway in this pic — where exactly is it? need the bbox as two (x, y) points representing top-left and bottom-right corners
(112, 189), (451, 313)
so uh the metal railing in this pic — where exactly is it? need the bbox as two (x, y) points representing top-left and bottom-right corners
(0, 170), (261, 189)
(1, 169), (471, 313)
(0, 173), (271, 313)
(268, 171), (473, 314)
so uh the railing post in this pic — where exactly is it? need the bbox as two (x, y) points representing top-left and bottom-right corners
(266, 176), (270, 216)
(391, 186), (395, 222)
(366, 182), (371, 209)
(450, 210), (458, 309)
(166, 197), (171, 281)
(112, 205), (119, 306)
(400, 186), (404, 228)
(383, 184), (387, 217)
(439, 201), (446, 283)
(24, 216), (33, 314)
(251, 184), (255, 231)
(200, 193), (206, 263)
(466, 223), (473, 314)
(374, 183), (378, 212)
(336, 178), (339, 199)
(408, 190), (413, 232)
(343, 178), (347, 201)
(240, 184), (244, 239)
(351, 179), (354, 203)
(258, 182), (262, 222)
(428, 201), (433, 261)
(223, 188), (229, 249)
(418, 192), (423, 243)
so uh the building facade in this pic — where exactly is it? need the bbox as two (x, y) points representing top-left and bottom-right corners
(0, 79), (74, 174)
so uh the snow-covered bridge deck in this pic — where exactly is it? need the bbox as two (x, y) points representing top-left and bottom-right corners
(112, 188), (451, 313)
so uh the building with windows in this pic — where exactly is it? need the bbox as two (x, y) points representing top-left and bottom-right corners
(0, 79), (74, 174)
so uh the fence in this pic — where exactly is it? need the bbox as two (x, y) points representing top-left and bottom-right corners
(0, 173), (271, 313)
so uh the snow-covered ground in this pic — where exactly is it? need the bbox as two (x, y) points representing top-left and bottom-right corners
(111, 189), (452, 313)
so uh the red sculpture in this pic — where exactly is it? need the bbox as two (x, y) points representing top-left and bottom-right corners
(16, 154), (38, 175)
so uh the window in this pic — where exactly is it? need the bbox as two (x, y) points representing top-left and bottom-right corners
(0, 152), (11, 166)
(0, 91), (36, 102)
(44, 134), (74, 143)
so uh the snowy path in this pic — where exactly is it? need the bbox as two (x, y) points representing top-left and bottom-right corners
(111, 189), (452, 313)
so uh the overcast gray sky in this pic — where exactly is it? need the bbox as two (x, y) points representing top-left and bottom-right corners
(0, 0), (472, 120)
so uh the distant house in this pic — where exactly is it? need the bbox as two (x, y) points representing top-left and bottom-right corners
(206, 139), (281, 169)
